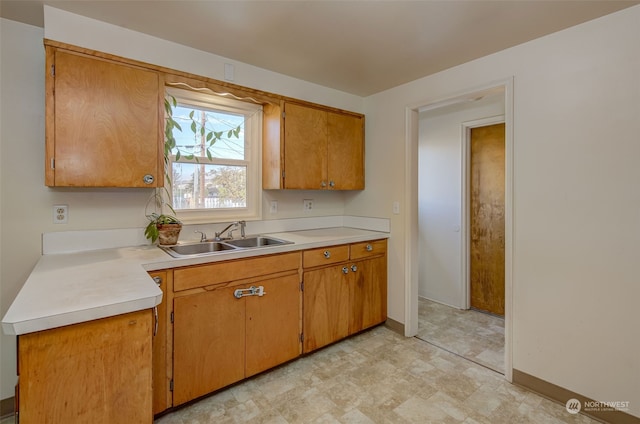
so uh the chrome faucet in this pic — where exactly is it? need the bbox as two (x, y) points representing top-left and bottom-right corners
(194, 230), (207, 242)
(214, 221), (246, 240)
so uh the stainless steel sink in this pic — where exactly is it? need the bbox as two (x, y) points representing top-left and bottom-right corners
(161, 235), (292, 257)
(224, 236), (292, 248)
(162, 241), (238, 258)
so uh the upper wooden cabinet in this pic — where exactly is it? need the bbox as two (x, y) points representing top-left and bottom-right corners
(45, 45), (163, 187)
(263, 101), (364, 190)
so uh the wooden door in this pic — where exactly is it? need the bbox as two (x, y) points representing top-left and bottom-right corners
(18, 310), (152, 424)
(349, 255), (387, 334)
(173, 287), (245, 405)
(148, 271), (169, 415)
(302, 265), (350, 352)
(283, 102), (327, 189)
(51, 49), (161, 187)
(245, 274), (301, 377)
(327, 112), (364, 190)
(470, 123), (505, 316)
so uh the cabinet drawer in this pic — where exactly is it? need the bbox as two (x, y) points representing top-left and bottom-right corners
(303, 245), (350, 268)
(350, 239), (387, 260)
(174, 252), (301, 292)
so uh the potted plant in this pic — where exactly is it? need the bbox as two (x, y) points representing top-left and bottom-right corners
(144, 188), (182, 245)
(145, 212), (182, 245)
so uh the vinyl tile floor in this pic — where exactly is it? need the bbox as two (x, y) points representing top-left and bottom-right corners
(416, 298), (505, 374)
(152, 325), (599, 424)
(0, 312), (599, 424)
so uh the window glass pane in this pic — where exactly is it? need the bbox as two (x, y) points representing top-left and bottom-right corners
(171, 105), (245, 160)
(172, 163), (247, 210)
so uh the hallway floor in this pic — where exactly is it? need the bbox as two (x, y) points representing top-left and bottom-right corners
(151, 325), (597, 424)
(416, 298), (505, 374)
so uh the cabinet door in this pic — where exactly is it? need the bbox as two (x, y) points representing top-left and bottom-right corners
(49, 49), (161, 187)
(327, 112), (364, 190)
(173, 287), (245, 406)
(349, 255), (388, 334)
(303, 265), (350, 352)
(148, 271), (169, 415)
(245, 274), (301, 377)
(283, 102), (327, 189)
(18, 310), (152, 424)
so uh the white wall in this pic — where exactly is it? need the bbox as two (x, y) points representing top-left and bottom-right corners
(356, 5), (640, 417)
(418, 95), (504, 307)
(0, 8), (364, 400)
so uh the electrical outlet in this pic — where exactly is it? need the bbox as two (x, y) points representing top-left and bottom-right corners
(303, 199), (313, 212)
(270, 200), (278, 214)
(53, 205), (68, 224)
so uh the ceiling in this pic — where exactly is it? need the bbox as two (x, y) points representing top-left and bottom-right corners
(1, 1), (637, 96)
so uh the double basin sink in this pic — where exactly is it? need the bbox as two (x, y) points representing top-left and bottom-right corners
(161, 236), (293, 258)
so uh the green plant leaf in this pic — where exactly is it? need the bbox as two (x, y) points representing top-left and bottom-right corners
(214, 131), (223, 139)
(175, 150), (181, 161)
(189, 110), (194, 119)
(190, 121), (196, 133)
(200, 126), (205, 136)
(206, 132), (213, 142)
(185, 154), (194, 160)
(206, 149), (212, 160)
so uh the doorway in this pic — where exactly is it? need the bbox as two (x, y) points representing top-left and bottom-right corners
(407, 79), (513, 380)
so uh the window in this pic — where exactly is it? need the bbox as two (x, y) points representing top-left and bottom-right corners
(166, 87), (262, 223)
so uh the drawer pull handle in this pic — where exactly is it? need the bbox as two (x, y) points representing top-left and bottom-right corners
(234, 286), (266, 299)
(323, 250), (331, 259)
(366, 244), (373, 252)
(342, 266), (349, 274)
(351, 265), (358, 272)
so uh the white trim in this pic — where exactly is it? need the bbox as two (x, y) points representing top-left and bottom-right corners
(404, 107), (420, 337)
(461, 114), (505, 310)
(405, 77), (514, 382)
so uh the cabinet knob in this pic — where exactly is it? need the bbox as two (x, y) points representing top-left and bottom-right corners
(323, 250), (331, 259)
(366, 244), (373, 252)
(143, 174), (155, 185)
(321, 181), (327, 188)
(342, 266), (349, 274)
(153, 276), (162, 286)
(329, 180), (335, 188)
(351, 265), (358, 272)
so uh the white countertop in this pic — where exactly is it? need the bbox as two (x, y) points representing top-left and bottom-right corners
(2, 227), (388, 335)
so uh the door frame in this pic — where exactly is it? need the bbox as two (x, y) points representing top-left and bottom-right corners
(462, 116), (505, 311)
(404, 77), (514, 381)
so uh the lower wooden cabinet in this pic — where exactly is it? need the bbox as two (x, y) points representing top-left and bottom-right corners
(18, 310), (153, 423)
(302, 264), (350, 351)
(171, 257), (302, 407)
(303, 240), (387, 353)
(173, 285), (246, 405)
(154, 240), (386, 414)
(349, 254), (387, 334)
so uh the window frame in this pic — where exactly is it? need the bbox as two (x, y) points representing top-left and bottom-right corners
(165, 87), (263, 224)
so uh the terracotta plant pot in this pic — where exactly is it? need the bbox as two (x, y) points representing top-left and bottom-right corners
(156, 223), (182, 246)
